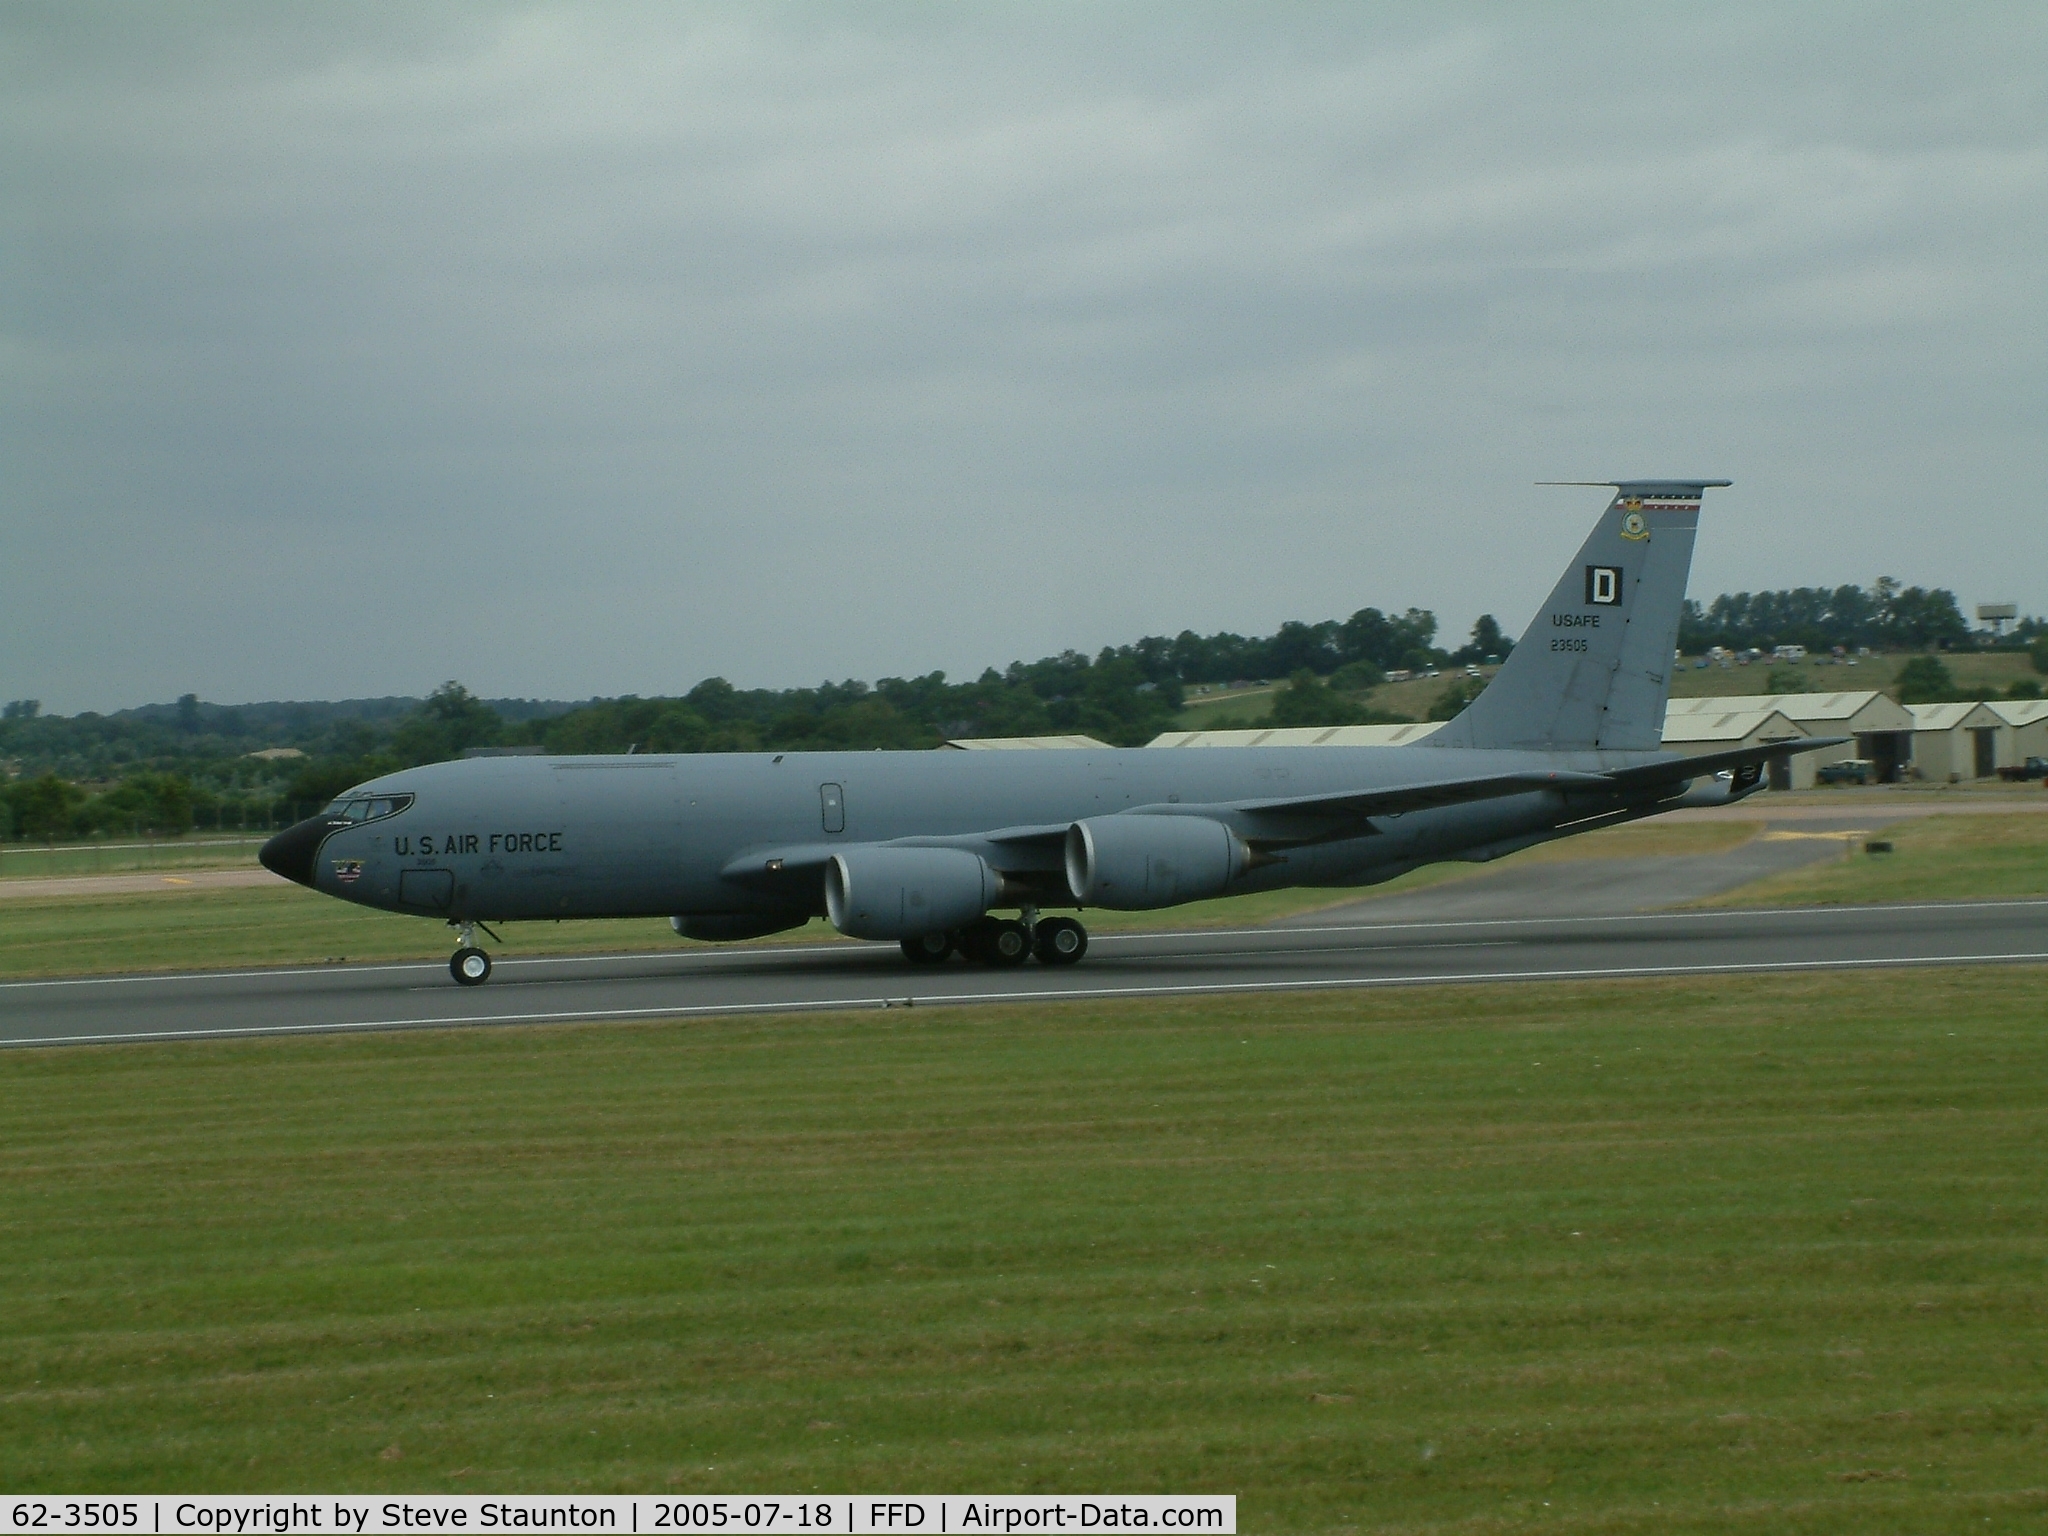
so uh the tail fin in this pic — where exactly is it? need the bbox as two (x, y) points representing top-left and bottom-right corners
(1429, 480), (1725, 752)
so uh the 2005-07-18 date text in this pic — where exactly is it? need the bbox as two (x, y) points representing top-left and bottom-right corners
(655, 1506), (834, 1530)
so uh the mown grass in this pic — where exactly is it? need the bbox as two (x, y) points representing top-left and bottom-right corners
(1, 970), (2044, 1527)
(0, 884), (666, 979)
(1510, 817), (1758, 864)
(1665, 650), (2038, 702)
(0, 823), (1763, 980)
(1706, 813), (2048, 907)
(0, 837), (268, 879)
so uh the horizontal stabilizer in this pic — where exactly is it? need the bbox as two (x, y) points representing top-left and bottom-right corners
(1601, 736), (1851, 790)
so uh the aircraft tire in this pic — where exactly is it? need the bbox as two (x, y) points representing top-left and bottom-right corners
(450, 947), (492, 986)
(965, 916), (1032, 966)
(901, 933), (953, 964)
(1033, 916), (1088, 965)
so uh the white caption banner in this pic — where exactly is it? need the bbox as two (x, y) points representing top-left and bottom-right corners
(1, 1499), (1234, 1536)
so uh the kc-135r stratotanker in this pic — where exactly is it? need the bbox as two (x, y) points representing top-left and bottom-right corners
(262, 482), (1841, 985)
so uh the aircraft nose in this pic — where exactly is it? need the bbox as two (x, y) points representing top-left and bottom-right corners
(259, 816), (332, 889)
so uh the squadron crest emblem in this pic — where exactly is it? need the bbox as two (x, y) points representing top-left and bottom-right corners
(1618, 502), (1650, 542)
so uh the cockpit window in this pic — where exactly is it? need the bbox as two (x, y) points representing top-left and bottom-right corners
(324, 794), (414, 823)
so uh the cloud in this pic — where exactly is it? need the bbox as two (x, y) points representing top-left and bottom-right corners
(2, 3), (2044, 710)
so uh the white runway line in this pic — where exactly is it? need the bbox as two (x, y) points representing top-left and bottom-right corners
(3, 896), (2044, 992)
(0, 941), (872, 990)
(7, 947), (2047, 1050)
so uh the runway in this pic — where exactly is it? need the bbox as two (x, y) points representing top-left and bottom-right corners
(5, 897), (2045, 1049)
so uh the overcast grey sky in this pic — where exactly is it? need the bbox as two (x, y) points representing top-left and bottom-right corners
(5, 4), (2044, 713)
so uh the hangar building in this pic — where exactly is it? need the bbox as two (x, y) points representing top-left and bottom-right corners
(1904, 702), (2005, 781)
(1661, 691), (1912, 781)
(1657, 707), (1814, 788)
(1985, 699), (2048, 767)
(1149, 687), (2022, 790)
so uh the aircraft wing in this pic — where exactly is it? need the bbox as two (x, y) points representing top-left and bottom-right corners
(972, 772), (1616, 853)
(724, 772), (1619, 881)
(721, 748), (1831, 891)
(1131, 769), (1616, 849)
(717, 827), (1079, 895)
(1221, 769), (1614, 820)
(716, 843), (841, 894)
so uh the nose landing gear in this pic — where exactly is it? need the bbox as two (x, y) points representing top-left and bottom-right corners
(448, 920), (501, 986)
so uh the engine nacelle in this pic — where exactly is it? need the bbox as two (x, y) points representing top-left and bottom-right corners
(825, 846), (1006, 940)
(1064, 814), (1249, 910)
(671, 912), (810, 942)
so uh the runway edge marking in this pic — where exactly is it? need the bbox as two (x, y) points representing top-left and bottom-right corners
(5, 896), (2047, 991)
(7, 948), (2048, 1049)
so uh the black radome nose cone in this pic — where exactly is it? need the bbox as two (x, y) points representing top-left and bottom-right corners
(260, 817), (333, 888)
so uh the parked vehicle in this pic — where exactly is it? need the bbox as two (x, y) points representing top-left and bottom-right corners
(1996, 756), (2048, 783)
(1816, 758), (1876, 786)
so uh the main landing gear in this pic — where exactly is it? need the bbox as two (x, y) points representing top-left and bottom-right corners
(899, 911), (1089, 968)
(448, 920), (502, 986)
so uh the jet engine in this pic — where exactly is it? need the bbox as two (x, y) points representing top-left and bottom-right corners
(825, 846), (1009, 941)
(1064, 814), (1250, 910)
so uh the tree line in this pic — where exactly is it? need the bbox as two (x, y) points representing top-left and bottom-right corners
(1677, 579), (1985, 654)
(3, 577), (2037, 840)
(0, 601), (1499, 833)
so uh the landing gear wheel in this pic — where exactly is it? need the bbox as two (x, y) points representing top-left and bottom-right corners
(451, 947), (492, 986)
(901, 932), (953, 964)
(1034, 916), (1088, 965)
(965, 916), (1033, 966)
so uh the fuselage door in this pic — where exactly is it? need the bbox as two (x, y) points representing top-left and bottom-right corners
(820, 782), (845, 834)
(398, 868), (455, 913)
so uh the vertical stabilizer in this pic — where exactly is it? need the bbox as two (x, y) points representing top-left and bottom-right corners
(1429, 481), (1725, 752)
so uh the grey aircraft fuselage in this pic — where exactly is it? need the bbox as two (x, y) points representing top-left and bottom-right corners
(276, 740), (1700, 927)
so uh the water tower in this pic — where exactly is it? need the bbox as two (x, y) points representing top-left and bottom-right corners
(1978, 602), (2018, 636)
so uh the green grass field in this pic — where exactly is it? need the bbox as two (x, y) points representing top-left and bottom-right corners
(1174, 669), (1499, 728)
(1707, 813), (2048, 908)
(0, 836), (269, 879)
(3, 971), (2044, 1527)
(1665, 650), (2037, 703)
(1175, 652), (2041, 730)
